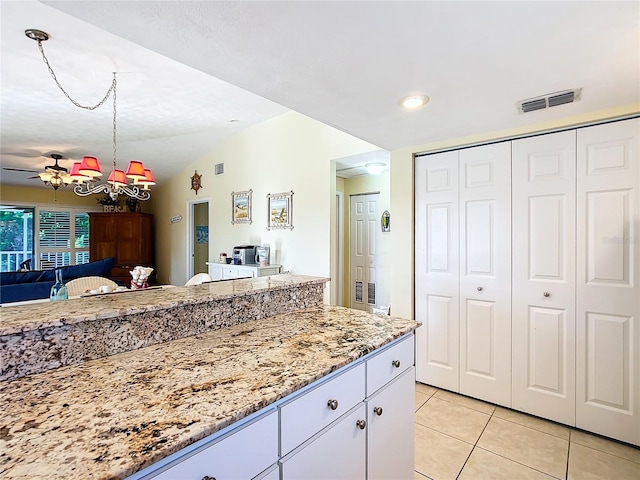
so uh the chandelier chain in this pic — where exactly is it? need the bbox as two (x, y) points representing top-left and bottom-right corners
(112, 75), (117, 170)
(37, 39), (115, 110)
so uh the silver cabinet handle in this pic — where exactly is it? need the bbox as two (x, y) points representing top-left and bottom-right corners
(544, 292), (551, 297)
(373, 406), (383, 416)
(392, 360), (401, 368)
(356, 419), (367, 429)
(202, 477), (216, 480)
(327, 399), (339, 410)
(477, 286), (483, 291)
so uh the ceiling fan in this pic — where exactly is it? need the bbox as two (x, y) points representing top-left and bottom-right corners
(2, 153), (73, 189)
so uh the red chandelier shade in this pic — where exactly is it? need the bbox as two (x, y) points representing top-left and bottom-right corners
(78, 156), (102, 177)
(125, 160), (146, 180)
(135, 168), (156, 190)
(107, 169), (127, 188)
(69, 162), (90, 183)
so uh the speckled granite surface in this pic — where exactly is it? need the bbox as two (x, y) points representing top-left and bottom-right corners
(0, 305), (419, 480)
(0, 275), (325, 381)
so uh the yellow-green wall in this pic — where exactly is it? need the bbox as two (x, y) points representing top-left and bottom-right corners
(390, 103), (640, 320)
(150, 111), (378, 298)
(0, 184), (101, 208)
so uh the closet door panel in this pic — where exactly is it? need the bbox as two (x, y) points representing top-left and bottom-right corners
(415, 151), (460, 391)
(459, 142), (511, 406)
(512, 130), (576, 425)
(577, 118), (640, 446)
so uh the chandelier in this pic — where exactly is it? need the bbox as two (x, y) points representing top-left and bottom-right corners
(25, 29), (155, 201)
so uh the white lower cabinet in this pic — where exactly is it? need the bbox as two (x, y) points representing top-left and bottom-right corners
(149, 409), (278, 480)
(367, 367), (415, 480)
(207, 263), (281, 281)
(280, 404), (367, 480)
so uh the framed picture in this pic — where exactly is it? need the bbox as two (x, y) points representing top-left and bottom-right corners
(231, 190), (252, 224)
(267, 191), (294, 230)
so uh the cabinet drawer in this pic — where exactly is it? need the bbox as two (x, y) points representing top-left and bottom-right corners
(280, 362), (365, 455)
(151, 410), (278, 480)
(223, 267), (253, 279)
(366, 335), (414, 396)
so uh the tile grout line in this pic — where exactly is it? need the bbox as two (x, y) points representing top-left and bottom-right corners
(454, 407), (494, 480)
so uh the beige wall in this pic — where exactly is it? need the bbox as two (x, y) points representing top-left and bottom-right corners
(339, 172), (391, 309)
(0, 184), (101, 208)
(390, 104), (640, 320)
(151, 111), (378, 295)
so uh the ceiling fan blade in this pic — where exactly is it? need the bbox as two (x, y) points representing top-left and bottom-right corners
(27, 175), (41, 179)
(2, 167), (41, 173)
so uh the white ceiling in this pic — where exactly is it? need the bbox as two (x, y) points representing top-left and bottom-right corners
(2, 1), (639, 188)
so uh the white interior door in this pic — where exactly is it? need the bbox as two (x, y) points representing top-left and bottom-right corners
(415, 151), (460, 391)
(458, 142), (512, 406)
(576, 118), (640, 445)
(350, 194), (379, 311)
(512, 130), (577, 425)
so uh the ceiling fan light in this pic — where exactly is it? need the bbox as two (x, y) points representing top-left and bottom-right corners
(125, 160), (146, 180)
(39, 171), (53, 182)
(365, 162), (386, 175)
(107, 169), (127, 188)
(79, 156), (102, 177)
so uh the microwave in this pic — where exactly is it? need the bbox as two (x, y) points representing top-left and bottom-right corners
(232, 245), (258, 265)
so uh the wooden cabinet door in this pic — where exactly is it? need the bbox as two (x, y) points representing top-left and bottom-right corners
(117, 215), (143, 266)
(367, 367), (415, 480)
(576, 118), (640, 445)
(458, 143), (512, 407)
(512, 130), (577, 425)
(89, 214), (118, 261)
(415, 151), (460, 391)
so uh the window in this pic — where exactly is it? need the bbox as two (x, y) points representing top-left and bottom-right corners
(38, 209), (90, 269)
(0, 206), (34, 272)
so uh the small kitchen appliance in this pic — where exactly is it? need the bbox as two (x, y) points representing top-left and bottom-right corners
(232, 245), (258, 265)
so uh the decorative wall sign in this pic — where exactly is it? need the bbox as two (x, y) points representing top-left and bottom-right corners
(231, 189), (253, 224)
(170, 215), (183, 224)
(381, 210), (391, 232)
(190, 170), (202, 194)
(267, 191), (294, 230)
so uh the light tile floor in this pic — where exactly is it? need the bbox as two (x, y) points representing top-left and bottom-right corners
(414, 383), (640, 480)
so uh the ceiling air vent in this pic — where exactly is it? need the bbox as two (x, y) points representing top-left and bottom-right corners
(518, 88), (581, 113)
(215, 163), (224, 175)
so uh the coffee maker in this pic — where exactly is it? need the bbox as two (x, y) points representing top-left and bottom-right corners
(232, 245), (258, 265)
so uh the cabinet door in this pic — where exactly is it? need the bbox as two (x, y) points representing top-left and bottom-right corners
(576, 118), (640, 445)
(458, 143), (512, 406)
(415, 151), (460, 391)
(280, 404), (366, 480)
(117, 215), (144, 265)
(89, 214), (118, 261)
(512, 131), (577, 425)
(367, 367), (415, 480)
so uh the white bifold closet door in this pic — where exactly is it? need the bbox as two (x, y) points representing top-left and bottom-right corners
(415, 151), (460, 391)
(458, 143), (512, 406)
(511, 130), (577, 425)
(576, 118), (640, 445)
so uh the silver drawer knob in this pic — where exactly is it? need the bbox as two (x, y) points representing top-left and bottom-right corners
(373, 406), (383, 416)
(544, 292), (551, 297)
(477, 286), (483, 292)
(202, 477), (216, 480)
(327, 399), (339, 410)
(392, 360), (401, 368)
(356, 419), (367, 429)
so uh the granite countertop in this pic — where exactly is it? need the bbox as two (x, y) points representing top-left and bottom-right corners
(0, 305), (419, 480)
(0, 274), (327, 335)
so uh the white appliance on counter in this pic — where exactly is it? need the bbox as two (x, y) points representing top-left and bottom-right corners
(206, 262), (281, 281)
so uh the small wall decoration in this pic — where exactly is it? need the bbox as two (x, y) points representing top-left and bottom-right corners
(196, 225), (209, 243)
(231, 189), (253, 224)
(267, 191), (294, 230)
(381, 210), (391, 232)
(190, 170), (202, 195)
(170, 215), (183, 224)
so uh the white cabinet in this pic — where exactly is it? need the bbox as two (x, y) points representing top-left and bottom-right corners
(415, 143), (512, 406)
(207, 262), (281, 281)
(367, 367), (415, 480)
(280, 404), (367, 480)
(149, 409), (278, 480)
(512, 130), (577, 425)
(576, 118), (640, 445)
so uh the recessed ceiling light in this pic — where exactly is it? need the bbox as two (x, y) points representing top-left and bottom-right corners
(399, 94), (430, 109)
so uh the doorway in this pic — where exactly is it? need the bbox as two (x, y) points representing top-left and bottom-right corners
(349, 193), (380, 311)
(187, 198), (210, 279)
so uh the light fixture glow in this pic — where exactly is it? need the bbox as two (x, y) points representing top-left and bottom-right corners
(399, 94), (430, 109)
(365, 162), (386, 175)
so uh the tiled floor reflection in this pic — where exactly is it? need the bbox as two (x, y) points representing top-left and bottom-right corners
(414, 383), (640, 480)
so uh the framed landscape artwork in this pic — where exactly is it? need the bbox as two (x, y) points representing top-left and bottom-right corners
(231, 190), (252, 224)
(267, 191), (294, 230)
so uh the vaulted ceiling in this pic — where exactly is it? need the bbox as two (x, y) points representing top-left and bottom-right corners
(2, 1), (638, 187)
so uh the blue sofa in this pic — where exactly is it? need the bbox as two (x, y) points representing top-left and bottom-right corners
(0, 257), (116, 304)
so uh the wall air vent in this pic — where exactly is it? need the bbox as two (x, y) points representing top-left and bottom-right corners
(518, 88), (581, 113)
(215, 163), (224, 175)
